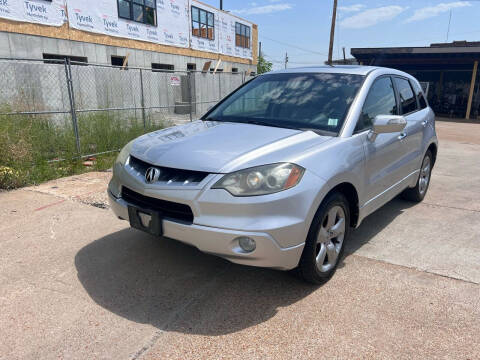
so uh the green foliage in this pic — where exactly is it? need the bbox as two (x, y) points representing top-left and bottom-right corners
(0, 166), (24, 190)
(0, 110), (165, 189)
(257, 54), (273, 75)
(77, 112), (158, 155)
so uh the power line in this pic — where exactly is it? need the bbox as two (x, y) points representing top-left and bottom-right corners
(265, 26), (480, 65)
(260, 1), (480, 59)
(267, 51), (322, 57)
(259, 35), (327, 56)
(288, 61), (326, 65)
(263, 54), (324, 65)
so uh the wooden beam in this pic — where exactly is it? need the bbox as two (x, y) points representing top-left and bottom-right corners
(213, 59), (222, 74)
(122, 53), (130, 69)
(0, 18), (258, 66)
(466, 60), (478, 119)
(202, 61), (212, 73)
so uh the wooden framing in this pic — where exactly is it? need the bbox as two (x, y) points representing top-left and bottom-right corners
(202, 61), (212, 73)
(213, 59), (222, 74)
(0, 17), (258, 66)
(122, 53), (130, 68)
(466, 60), (478, 119)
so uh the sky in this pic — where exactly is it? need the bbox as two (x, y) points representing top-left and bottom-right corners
(200, 0), (480, 69)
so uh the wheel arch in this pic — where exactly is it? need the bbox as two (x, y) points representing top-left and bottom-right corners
(298, 181), (360, 283)
(319, 182), (360, 228)
(427, 142), (438, 166)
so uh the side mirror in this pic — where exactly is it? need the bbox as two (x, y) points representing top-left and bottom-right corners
(368, 115), (407, 141)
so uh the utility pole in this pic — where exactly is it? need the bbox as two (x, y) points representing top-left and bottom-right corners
(259, 41), (262, 58)
(327, 0), (337, 65)
(285, 52), (288, 69)
(220, 0), (223, 10)
(342, 47), (346, 62)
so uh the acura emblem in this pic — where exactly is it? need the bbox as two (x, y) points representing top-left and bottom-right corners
(145, 167), (161, 183)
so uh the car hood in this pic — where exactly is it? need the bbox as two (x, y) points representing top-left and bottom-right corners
(130, 120), (331, 173)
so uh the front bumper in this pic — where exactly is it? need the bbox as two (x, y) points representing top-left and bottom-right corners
(108, 164), (326, 270)
(109, 190), (304, 270)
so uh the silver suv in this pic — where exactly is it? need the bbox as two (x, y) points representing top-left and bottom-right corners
(108, 66), (438, 284)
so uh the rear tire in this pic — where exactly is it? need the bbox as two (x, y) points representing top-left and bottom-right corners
(298, 192), (350, 284)
(402, 150), (433, 202)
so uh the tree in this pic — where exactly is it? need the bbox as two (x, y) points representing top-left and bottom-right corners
(257, 54), (273, 74)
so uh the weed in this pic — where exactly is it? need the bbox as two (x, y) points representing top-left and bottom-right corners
(0, 110), (166, 189)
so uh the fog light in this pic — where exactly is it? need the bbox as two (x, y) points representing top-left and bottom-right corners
(237, 236), (256, 252)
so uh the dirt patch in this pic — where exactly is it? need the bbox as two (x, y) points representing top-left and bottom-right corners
(25, 171), (112, 210)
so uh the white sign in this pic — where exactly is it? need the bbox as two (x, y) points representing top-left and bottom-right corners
(0, 0), (66, 26)
(170, 75), (181, 86)
(190, 0), (218, 54)
(66, 0), (190, 48)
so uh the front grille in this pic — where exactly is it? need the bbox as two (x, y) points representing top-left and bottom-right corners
(121, 187), (194, 224)
(128, 156), (209, 185)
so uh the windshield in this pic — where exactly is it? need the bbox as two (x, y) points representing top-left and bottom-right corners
(204, 72), (364, 135)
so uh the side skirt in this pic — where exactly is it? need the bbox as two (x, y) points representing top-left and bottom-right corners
(356, 170), (420, 227)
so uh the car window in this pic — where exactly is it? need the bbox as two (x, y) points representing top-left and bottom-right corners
(205, 73), (364, 135)
(394, 77), (418, 114)
(355, 77), (397, 133)
(410, 80), (428, 109)
(222, 80), (273, 116)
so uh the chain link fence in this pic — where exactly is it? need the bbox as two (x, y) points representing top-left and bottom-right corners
(0, 57), (254, 186)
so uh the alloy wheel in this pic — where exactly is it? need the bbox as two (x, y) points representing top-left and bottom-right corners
(315, 205), (346, 273)
(419, 156), (431, 195)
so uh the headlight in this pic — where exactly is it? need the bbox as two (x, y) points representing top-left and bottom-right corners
(115, 140), (134, 166)
(212, 163), (305, 196)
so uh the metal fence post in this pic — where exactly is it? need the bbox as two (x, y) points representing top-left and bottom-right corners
(187, 71), (193, 122)
(64, 58), (81, 156)
(218, 72), (221, 102)
(139, 68), (146, 130)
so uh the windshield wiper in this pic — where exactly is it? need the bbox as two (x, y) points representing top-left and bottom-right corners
(299, 127), (337, 136)
(205, 118), (334, 135)
(204, 117), (220, 122)
(240, 120), (299, 131)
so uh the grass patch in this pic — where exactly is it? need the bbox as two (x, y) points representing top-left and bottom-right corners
(0, 109), (165, 189)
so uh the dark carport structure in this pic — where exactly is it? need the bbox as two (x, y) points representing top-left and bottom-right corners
(351, 41), (480, 120)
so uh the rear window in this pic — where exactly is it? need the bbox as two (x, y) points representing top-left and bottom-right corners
(205, 73), (365, 135)
(394, 77), (418, 114)
(410, 80), (428, 110)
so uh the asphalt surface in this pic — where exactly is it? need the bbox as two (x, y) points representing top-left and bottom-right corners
(0, 120), (479, 359)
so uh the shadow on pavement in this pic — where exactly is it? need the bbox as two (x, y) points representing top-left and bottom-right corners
(345, 197), (416, 257)
(75, 229), (316, 335)
(75, 196), (416, 335)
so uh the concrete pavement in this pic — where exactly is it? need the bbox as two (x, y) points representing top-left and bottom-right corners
(0, 120), (479, 359)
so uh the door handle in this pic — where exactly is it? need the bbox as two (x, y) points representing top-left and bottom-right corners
(398, 132), (407, 140)
(421, 120), (428, 127)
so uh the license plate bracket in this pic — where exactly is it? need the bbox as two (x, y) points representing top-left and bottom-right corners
(128, 206), (163, 237)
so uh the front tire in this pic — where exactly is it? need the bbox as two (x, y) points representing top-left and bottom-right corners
(402, 150), (433, 202)
(298, 192), (350, 284)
